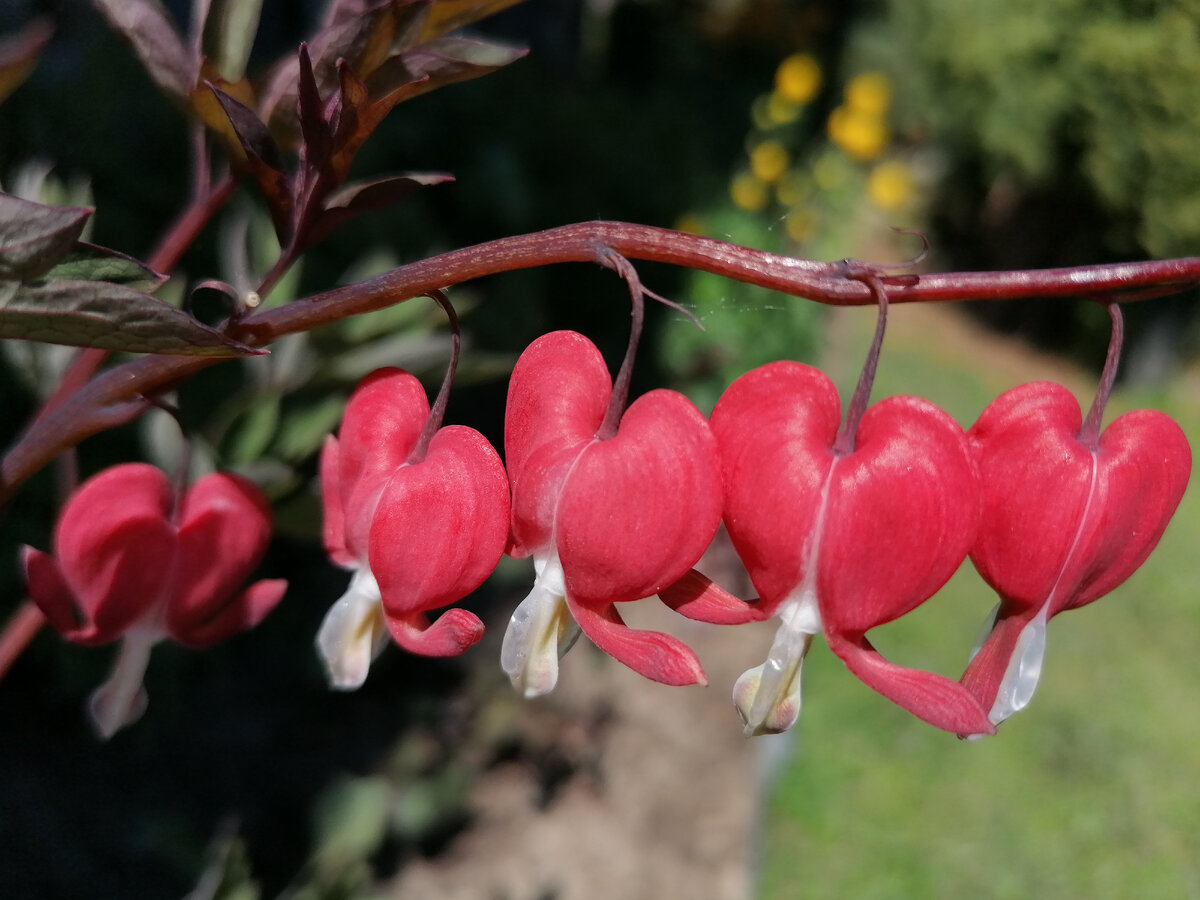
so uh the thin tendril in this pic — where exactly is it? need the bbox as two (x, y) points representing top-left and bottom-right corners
(833, 272), (889, 456)
(1079, 299), (1124, 449)
(408, 290), (460, 464)
(594, 248), (650, 440)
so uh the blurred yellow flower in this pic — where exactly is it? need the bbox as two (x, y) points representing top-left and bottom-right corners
(867, 161), (914, 211)
(827, 106), (889, 161)
(730, 172), (769, 211)
(785, 208), (817, 243)
(775, 172), (806, 207)
(845, 72), (892, 116)
(775, 53), (821, 104)
(765, 91), (802, 126)
(750, 140), (789, 183)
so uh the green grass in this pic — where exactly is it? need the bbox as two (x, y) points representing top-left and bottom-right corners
(759, 307), (1200, 899)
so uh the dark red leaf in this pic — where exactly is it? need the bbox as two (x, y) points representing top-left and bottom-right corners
(93, 0), (192, 100)
(0, 192), (92, 281)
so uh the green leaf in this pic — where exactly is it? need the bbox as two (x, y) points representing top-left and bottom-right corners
(224, 394), (281, 463)
(200, 0), (263, 83)
(93, 0), (192, 100)
(273, 394), (349, 460)
(0, 192), (92, 281)
(42, 243), (165, 291)
(0, 280), (263, 356)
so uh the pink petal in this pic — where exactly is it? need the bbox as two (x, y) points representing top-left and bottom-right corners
(658, 568), (765, 625)
(958, 604), (1041, 722)
(710, 362), (842, 614)
(825, 630), (995, 736)
(1062, 408), (1190, 610)
(385, 608), (486, 657)
(22, 546), (94, 643)
(370, 424), (510, 624)
(819, 395), (980, 633)
(556, 388), (723, 607)
(968, 383), (1097, 612)
(505, 331), (610, 557)
(169, 473), (280, 645)
(963, 383), (1190, 719)
(320, 435), (355, 568)
(171, 579), (288, 649)
(49, 463), (176, 643)
(566, 596), (707, 687)
(334, 368), (430, 560)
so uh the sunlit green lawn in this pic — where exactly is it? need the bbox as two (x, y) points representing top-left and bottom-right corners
(759, 305), (1200, 899)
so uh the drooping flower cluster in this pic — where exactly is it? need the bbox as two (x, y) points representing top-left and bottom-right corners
(24, 287), (1190, 741)
(316, 366), (510, 688)
(22, 463), (286, 738)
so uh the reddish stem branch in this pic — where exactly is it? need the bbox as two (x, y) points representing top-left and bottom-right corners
(1079, 301), (1124, 449)
(0, 601), (46, 680)
(4, 221), (1199, 506)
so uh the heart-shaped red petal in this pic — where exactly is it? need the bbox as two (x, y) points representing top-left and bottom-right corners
(969, 383), (1191, 616)
(329, 367), (429, 561)
(963, 381), (1191, 720)
(555, 388), (723, 608)
(505, 330), (610, 557)
(710, 362), (841, 614)
(170, 472), (284, 647)
(369, 424), (510, 652)
(819, 394), (980, 634)
(34, 464), (176, 645)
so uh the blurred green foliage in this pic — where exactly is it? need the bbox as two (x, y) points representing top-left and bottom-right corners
(883, 0), (1200, 259)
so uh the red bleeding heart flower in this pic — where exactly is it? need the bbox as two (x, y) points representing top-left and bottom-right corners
(22, 463), (286, 738)
(317, 366), (510, 688)
(500, 330), (723, 696)
(711, 360), (994, 736)
(961, 380), (1190, 727)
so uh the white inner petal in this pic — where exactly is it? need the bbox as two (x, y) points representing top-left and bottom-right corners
(987, 603), (1049, 726)
(316, 566), (388, 691)
(88, 626), (159, 740)
(500, 550), (579, 698)
(735, 585), (822, 737)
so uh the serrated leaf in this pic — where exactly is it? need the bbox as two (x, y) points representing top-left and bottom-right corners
(0, 17), (54, 106)
(419, 0), (528, 42)
(42, 243), (165, 291)
(224, 394), (281, 463)
(201, 0), (263, 82)
(0, 280), (261, 356)
(93, 0), (192, 100)
(0, 192), (92, 281)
